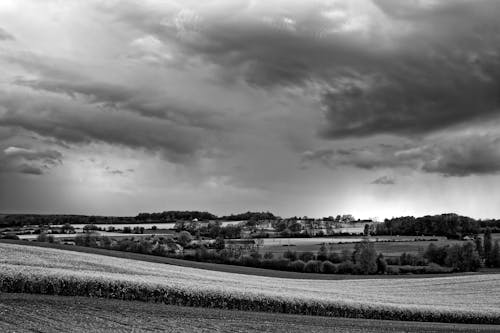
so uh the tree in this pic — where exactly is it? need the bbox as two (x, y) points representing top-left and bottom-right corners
(177, 231), (193, 247)
(490, 240), (500, 268)
(214, 236), (225, 250)
(317, 243), (328, 261)
(484, 228), (493, 266)
(445, 243), (481, 272)
(475, 237), (484, 258)
(61, 223), (75, 234)
(363, 224), (370, 236)
(353, 241), (377, 274)
(376, 253), (387, 274)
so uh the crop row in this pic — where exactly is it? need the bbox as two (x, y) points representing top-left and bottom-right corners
(0, 270), (498, 325)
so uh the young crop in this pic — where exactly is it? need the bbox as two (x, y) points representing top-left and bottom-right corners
(0, 243), (499, 324)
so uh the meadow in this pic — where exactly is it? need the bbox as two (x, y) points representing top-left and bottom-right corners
(0, 243), (499, 324)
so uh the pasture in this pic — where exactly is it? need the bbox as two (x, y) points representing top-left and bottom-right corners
(0, 243), (499, 324)
(262, 236), (458, 258)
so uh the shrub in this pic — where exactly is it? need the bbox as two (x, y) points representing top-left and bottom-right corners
(385, 257), (400, 266)
(327, 252), (342, 264)
(298, 251), (315, 262)
(260, 259), (290, 271)
(1, 234), (20, 240)
(177, 231), (193, 247)
(386, 266), (400, 275)
(283, 250), (298, 261)
(304, 260), (321, 273)
(321, 260), (336, 274)
(316, 244), (328, 261)
(263, 251), (274, 260)
(376, 253), (387, 274)
(36, 233), (56, 243)
(400, 252), (426, 266)
(422, 263), (452, 274)
(289, 260), (306, 272)
(336, 260), (355, 274)
(425, 243), (448, 266)
(249, 249), (262, 260)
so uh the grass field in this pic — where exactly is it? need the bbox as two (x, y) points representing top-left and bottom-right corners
(264, 233), (500, 257)
(263, 237), (460, 258)
(0, 242), (499, 324)
(2, 239), (491, 279)
(1, 293), (499, 333)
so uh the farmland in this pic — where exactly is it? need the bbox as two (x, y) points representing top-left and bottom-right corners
(0, 243), (499, 324)
(1, 293), (499, 333)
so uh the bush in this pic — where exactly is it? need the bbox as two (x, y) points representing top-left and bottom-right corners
(327, 252), (342, 263)
(423, 263), (452, 274)
(289, 260), (306, 272)
(400, 252), (426, 266)
(304, 260), (321, 273)
(316, 244), (328, 261)
(376, 253), (387, 274)
(260, 259), (290, 271)
(321, 260), (337, 274)
(263, 251), (274, 259)
(385, 257), (400, 266)
(36, 233), (56, 243)
(399, 265), (425, 274)
(425, 243), (448, 266)
(298, 251), (315, 262)
(386, 266), (400, 275)
(1, 234), (20, 240)
(336, 260), (355, 274)
(283, 250), (298, 261)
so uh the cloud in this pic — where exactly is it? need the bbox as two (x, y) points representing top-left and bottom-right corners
(0, 27), (14, 41)
(0, 146), (62, 175)
(302, 134), (500, 177)
(107, 0), (500, 139)
(13, 77), (229, 130)
(371, 175), (395, 185)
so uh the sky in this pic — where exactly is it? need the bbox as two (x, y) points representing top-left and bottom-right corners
(1, 0), (500, 219)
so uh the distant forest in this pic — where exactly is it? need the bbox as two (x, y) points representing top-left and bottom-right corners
(0, 211), (277, 227)
(1, 211), (500, 236)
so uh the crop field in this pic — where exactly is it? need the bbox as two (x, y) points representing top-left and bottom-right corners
(0, 243), (499, 324)
(2, 293), (499, 333)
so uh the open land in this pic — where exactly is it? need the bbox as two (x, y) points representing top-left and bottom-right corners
(1, 293), (499, 333)
(0, 242), (499, 324)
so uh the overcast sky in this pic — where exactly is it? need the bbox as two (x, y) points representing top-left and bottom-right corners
(1, 0), (500, 219)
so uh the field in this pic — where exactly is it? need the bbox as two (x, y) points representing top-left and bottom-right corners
(0, 243), (499, 324)
(262, 235), (500, 258)
(264, 237), (458, 258)
(2, 293), (500, 333)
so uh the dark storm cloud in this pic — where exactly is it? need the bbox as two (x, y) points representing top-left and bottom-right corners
(108, 0), (500, 138)
(302, 135), (500, 177)
(0, 27), (14, 41)
(14, 78), (228, 130)
(371, 176), (395, 185)
(0, 146), (62, 175)
(0, 92), (207, 162)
